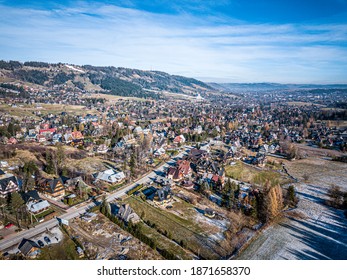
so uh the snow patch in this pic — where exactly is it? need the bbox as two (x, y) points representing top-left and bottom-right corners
(65, 64), (85, 73)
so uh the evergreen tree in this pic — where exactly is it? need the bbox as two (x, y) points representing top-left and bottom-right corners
(10, 193), (25, 228)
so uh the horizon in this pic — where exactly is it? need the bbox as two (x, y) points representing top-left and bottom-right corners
(3, 58), (347, 86)
(1, 1), (347, 84)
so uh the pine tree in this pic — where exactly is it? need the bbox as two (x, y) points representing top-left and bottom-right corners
(10, 193), (25, 228)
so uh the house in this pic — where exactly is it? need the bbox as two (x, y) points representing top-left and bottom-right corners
(71, 131), (84, 140)
(0, 170), (19, 198)
(18, 238), (40, 258)
(39, 128), (56, 139)
(76, 247), (84, 258)
(36, 177), (66, 199)
(186, 148), (208, 162)
(27, 199), (50, 215)
(97, 144), (108, 154)
(204, 208), (216, 218)
(173, 134), (185, 144)
(21, 190), (50, 214)
(117, 204), (140, 223)
(36, 134), (46, 143)
(166, 160), (191, 181)
(52, 133), (62, 143)
(122, 134), (136, 145)
(153, 186), (172, 205)
(7, 137), (18, 145)
(94, 169), (126, 184)
(153, 147), (166, 157)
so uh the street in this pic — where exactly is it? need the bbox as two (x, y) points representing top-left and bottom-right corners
(0, 147), (189, 253)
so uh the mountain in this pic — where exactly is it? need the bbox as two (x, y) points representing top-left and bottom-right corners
(208, 82), (347, 92)
(0, 60), (214, 98)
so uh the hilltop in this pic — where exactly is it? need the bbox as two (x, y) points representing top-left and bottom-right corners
(0, 60), (214, 99)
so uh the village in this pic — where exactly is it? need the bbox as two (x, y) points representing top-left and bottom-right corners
(0, 81), (346, 260)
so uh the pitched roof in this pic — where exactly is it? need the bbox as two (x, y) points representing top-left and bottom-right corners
(0, 173), (18, 192)
(18, 238), (40, 256)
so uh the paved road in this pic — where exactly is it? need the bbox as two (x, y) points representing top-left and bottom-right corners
(0, 148), (190, 252)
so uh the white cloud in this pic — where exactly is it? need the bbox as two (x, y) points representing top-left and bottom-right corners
(0, 3), (346, 83)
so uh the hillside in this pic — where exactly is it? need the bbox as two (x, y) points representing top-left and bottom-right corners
(0, 60), (214, 98)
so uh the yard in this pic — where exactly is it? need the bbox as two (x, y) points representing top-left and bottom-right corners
(125, 195), (232, 259)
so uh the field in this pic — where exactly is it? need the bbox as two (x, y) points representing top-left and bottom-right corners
(237, 157), (347, 260)
(287, 101), (323, 107)
(224, 161), (290, 185)
(84, 93), (146, 103)
(69, 214), (162, 260)
(125, 195), (232, 259)
(0, 103), (98, 119)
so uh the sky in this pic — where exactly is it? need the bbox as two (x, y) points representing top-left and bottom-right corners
(0, 0), (347, 83)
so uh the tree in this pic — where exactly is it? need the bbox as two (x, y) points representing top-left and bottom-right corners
(129, 153), (136, 177)
(286, 185), (298, 207)
(22, 161), (38, 192)
(78, 123), (85, 132)
(0, 196), (7, 217)
(10, 192), (25, 228)
(327, 185), (343, 208)
(56, 144), (66, 169)
(302, 173), (310, 182)
(45, 151), (56, 175)
(256, 181), (283, 223)
(100, 196), (111, 216)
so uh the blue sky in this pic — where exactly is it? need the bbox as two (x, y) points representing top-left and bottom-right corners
(1, 0), (347, 83)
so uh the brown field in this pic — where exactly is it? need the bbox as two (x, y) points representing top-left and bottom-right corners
(0, 103), (98, 119)
(287, 101), (323, 107)
(84, 93), (146, 103)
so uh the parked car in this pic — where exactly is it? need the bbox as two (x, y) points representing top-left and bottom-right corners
(4, 223), (14, 229)
(37, 240), (44, 247)
(44, 236), (51, 244)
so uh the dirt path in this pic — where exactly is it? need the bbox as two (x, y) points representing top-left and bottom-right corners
(237, 159), (347, 260)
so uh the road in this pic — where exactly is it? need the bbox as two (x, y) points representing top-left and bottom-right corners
(0, 147), (190, 252)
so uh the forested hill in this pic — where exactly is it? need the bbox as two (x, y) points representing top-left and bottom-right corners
(0, 60), (214, 98)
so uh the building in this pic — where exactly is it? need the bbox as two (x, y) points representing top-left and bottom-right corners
(18, 238), (40, 258)
(94, 169), (126, 184)
(0, 169), (19, 198)
(36, 177), (66, 199)
(117, 204), (140, 223)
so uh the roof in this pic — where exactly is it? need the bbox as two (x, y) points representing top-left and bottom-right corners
(27, 199), (50, 213)
(21, 190), (41, 203)
(38, 177), (64, 194)
(95, 169), (126, 183)
(18, 239), (40, 256)
(0, 173), (18, 192)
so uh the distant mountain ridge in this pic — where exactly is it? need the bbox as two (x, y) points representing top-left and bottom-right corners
(209, 82), (347, 92)
(0, 60), (213, 98)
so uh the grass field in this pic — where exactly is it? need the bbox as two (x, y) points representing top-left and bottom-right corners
(84, 93), (147, 103)
(125, 196), (230, 259)
(0, 103), (98, 119)
(224, 161), (289, 185)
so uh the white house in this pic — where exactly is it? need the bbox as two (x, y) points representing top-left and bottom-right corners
(95, 169), (126, 184)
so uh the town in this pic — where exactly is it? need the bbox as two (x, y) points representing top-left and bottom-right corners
(0, 61), (346, 260)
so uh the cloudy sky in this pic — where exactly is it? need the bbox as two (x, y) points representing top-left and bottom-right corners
(1, 0), (347, 83)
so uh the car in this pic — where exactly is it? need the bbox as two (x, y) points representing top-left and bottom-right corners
(44, 236), (51, 244)
(37, 240), (44, 247)
(4, 223), (14, 229)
